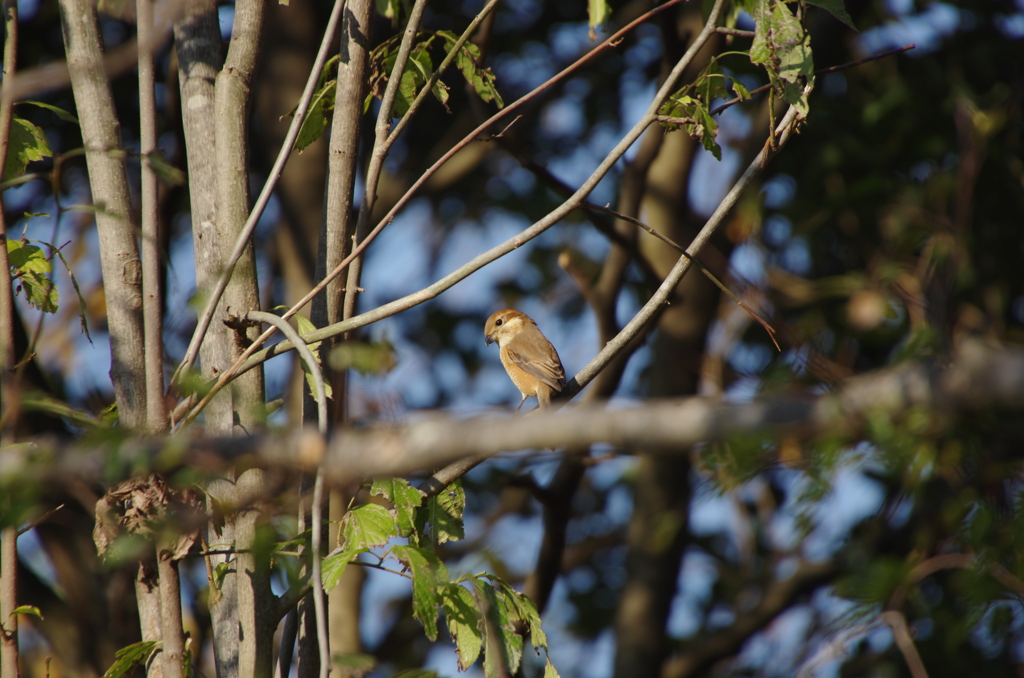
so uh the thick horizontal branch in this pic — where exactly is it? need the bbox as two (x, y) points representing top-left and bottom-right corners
(10, 340), (1024, 486)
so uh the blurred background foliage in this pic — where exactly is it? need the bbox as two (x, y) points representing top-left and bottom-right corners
(4, 0), (1024, 675)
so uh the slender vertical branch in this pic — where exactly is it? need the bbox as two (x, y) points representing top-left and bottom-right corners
(313, 0), (373, 669)
(247, 311), (329, 678)
(137, 0), (165, 432)
(157, 547), (185, 677)
(342, 0), (430, 321)
(0, 529), (17, 678)
(312, 0), (372, 417)
(0, 0), (17, 391)
(135, 561), (165, 678)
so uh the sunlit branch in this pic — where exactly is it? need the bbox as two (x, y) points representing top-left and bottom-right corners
(421, 88), (801, 490)
(169, 0), (348, 391)
(177, 0), (698, 418)
(138, 0), (166, 433)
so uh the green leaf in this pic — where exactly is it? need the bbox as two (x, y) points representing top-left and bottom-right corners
(371, 477), (425, 537)
(659, 95), (722, 160)
(285, 54), (340, 150)
(9, 240), (59, 313)
(391, 670), (439, 678)
(440, 582), (482, 670)
(293, 312), (321, 353)
(375, 0), (407, 26)
(489, 577), (547, 649)
(732, 79), (751, 100)
(448, 36), (503, 108)
(322, 548), (367, 591)
(330, 339), (397, 376)
(3, 117), (52, 182)
(50, 244), (93, 343)
(588, 0), (612, 40)
(691, 104), (722, 160)
(7, 239), (51, 275)
(8, 605), (43, 620)
(750, 0), (773, 66)
(295, 80), (337, 152)
(334, 653), (378, 675)
(416, 479), (465, 546)
(750, 0), (813, 115)
(342, 503), (397, 549)
(474, 578), (524, 676)
(290, 312), (332, 399)
(698, 61), (732, 104)
(213, 561), (233, 589)
(544, 659), (561, 678)
(18, 100), (79, 125)
(771, 2), (814, 83)
(779, 78), (811, 115)
(803, 0), (856, 29)
(143, 151), (185, 186)
(391, 544), (449, 640)
(102, 640), (160, 678)
(397, 47), (434, 116)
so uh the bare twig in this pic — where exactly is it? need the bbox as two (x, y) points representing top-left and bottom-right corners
(794, 621), (879, 678)
(880, 611), (929, 678)
(15, 504), (65, 537)
(715, 27), (755, 37)
(654, 115), (698, 125)
(581, 201), (780, 350)
(176, 0), (701, 418)
(566, 94), (808, 400)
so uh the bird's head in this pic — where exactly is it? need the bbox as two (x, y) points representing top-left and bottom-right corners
(484, 309), (531, 346)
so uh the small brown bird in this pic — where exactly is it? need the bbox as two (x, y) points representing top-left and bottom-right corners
(484, 309), (566, 412)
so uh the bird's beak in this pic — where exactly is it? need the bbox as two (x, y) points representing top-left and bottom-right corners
(485, 334), (495, 346)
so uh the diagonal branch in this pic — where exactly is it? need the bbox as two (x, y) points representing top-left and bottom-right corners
(175, 0), (711, 425)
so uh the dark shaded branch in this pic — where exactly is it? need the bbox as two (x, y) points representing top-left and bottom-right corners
(663, 559), (839, 678)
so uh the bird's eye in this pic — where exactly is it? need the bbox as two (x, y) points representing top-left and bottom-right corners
(495, 319), (503, 326)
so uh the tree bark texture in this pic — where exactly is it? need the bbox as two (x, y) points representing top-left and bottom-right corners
(309, 1), (373, 672)
(58, 0), (147, 429)
(175, 0), (271, 672)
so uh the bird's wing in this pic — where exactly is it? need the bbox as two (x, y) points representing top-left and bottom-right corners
(504, 333), (566, 392)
